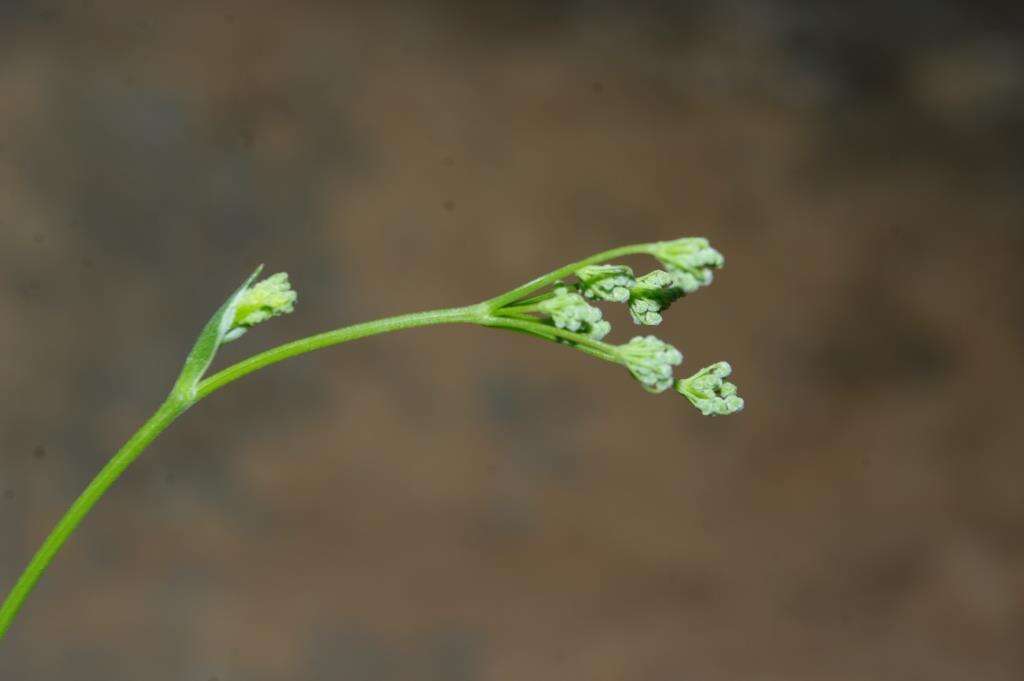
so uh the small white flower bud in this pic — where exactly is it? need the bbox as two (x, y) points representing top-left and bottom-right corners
(627, 270), (685, 325)
(651, 237), (724, 294)
(537, 287), (611, 340)
(575, 264), (635, 303)
(675, 361), (744, 416)
(618, 335), (683, 393)
(224, 272), (297, 342)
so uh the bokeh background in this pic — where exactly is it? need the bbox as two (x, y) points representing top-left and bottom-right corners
(2, 1), (1023, 679)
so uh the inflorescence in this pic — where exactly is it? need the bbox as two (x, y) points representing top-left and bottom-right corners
(202, 238), (740, 415)
(0, 235), (744, 644)
(490, 237), (743, 416)
(224, 272), (298, 342)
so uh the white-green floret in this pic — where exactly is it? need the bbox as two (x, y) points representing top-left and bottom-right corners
(537, 286), (610, 340)
(628, 270), (685, 325)
(224, 272), (297, 342)
(575, 264), (635, 303)
(650, 237), (724, 294)
(618, 335), (683, 393)
(675, 361), (744, 416)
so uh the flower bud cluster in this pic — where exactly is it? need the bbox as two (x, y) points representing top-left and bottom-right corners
(627, 270), (685, 325)
(537, 287), (611, 340)
(576, 264), (635, 303)
(650, 237), (724, 294)
(572, 239), (722, 328)
(617, 335), (684, 393)
(224, 272), (297, 342)
(675, 362), (744, 416)
(496, 236), (741, 415)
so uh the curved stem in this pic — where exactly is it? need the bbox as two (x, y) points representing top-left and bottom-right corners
(482, 243), (654, 312)
(481, 314), (621, 363)
(0, 241), (656, 641)
(196, 305), (482, 400)
(0, 397), (185, 639)
(0, 305), (482, 641)
(498, 290), (556, 308)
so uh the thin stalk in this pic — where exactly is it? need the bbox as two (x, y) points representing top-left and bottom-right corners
(480, 314), (621, 363)
(497, 302), (545, 316)
(498, 290), (557, 308)
(483, 243), (654, 312)
(0, 242), (659, 641)
(0, 397), (185, 638)
(196, 306), (482, 399)
(0, 305), (482, 641)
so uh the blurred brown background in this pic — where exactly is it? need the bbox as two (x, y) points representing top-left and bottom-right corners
(2, 1), (1023, 679)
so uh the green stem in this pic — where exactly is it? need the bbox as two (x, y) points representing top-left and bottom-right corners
(483, 243), (654, 312)
(497, 302), (544, 315)
(0, 241), (658, 641)
(0, 397), (185, 639)
(499, 290), (556, 308)
(196, 306), (483, 399)
(481, 314), (621, 363)
(0, 305), (482, 641)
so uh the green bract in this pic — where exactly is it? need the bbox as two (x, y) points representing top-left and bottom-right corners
(575, 264), (635, 303)
(172, 269), (298, 401)
(676, 361), (745, 416)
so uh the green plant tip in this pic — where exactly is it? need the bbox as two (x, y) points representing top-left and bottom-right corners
(225, 272), (297, 342)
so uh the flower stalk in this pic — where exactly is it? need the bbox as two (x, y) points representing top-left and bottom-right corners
(0, 237), (742, 640)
